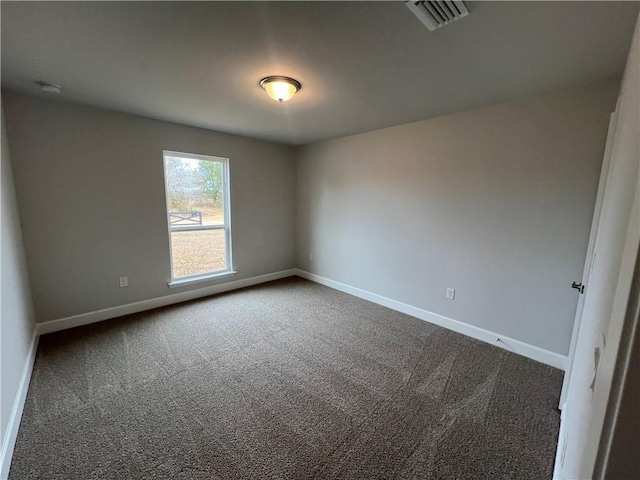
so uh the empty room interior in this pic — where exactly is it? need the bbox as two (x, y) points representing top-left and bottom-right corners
(1, 2), (639, 479)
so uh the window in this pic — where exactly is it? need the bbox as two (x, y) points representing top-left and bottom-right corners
(163, 150), (232, 285)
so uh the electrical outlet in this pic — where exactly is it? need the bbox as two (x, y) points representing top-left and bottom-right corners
(309, 252), (313, 261)
(119, 276), (128, 288)
(446, 288), (455, 300)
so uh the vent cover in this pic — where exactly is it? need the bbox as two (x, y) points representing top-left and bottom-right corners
(406, 1), (469, 31)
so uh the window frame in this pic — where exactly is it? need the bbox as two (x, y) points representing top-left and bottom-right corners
(162, 150), (234, 287)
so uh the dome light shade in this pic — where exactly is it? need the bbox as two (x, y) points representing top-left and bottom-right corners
(260, 76), (301, 103)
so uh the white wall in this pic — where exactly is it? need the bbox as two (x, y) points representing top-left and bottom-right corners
(556, 16), (639, 479)
(2, 91), (296, 323)
(0, 101), (36, 475)
(296, 81), (618, 356)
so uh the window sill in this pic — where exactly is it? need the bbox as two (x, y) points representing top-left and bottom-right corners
(168, 270), (237, 288)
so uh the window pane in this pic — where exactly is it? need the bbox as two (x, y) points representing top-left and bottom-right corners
(170, 229), (226, 278)
(165, 156), (224, 226)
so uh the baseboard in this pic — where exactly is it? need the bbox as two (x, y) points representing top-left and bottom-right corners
(0, 332), (39, 480)
(295, 269), (567, 370)
(36, 269), (297, 335)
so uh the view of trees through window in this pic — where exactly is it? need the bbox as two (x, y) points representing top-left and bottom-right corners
(165, 156), (224, 224)
(164, 154), (230, 279)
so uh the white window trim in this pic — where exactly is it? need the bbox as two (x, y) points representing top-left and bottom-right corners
(162, 150), (233, 286)
(168, 270), (237, 288)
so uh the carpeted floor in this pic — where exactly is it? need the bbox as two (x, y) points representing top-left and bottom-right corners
(9, 277), (562, 479)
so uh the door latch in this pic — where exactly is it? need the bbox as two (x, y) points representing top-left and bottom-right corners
(571, 281), (585, 294)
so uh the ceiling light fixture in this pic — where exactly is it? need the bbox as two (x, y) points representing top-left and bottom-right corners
(259, 76), (301, 103)
(35, 80), (62, 94)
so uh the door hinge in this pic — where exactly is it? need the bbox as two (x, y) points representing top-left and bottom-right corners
(571, 281), (585, 294)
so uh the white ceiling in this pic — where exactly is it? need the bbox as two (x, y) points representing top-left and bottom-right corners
(1, 1), (638, 145)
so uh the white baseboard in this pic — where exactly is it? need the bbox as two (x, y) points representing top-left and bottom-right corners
(0, 332), (39, 480)
(34, 265), (566, 364)
(295, 269), (567, 371)
(36, 269), (297, 335)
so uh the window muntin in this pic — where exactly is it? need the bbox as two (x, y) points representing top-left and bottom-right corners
(163, 151), (232, 281)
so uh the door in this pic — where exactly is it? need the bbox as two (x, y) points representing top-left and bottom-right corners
(559, 110), (618, 410)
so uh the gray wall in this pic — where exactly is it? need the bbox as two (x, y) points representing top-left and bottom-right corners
(1, 102), (35, 453)
(2, 91), (296, 323)
(296, 81), (618, 356)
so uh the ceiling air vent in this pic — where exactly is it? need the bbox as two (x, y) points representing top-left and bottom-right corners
(406, 1), (469, 31)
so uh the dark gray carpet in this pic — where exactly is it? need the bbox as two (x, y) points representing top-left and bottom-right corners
(9, 277), (562, 479)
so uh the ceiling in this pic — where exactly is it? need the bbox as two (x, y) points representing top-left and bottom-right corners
(2, 1), (638, 145)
